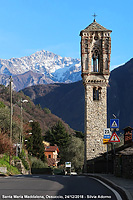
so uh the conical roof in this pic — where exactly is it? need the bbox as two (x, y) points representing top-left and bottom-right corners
(81, 19), (112, 33)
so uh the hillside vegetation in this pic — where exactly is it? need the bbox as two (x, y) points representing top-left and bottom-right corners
(0, 84), (74, 136)
(0, 84), (84, 173)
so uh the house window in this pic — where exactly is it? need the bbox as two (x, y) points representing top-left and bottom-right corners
(48, 155), (51, 158)
(93, 87), (101, 101)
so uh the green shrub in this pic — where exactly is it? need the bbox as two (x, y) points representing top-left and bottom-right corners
(53, 168), (64, 175)
(30, 157), (48, 169)
(0, 101), (5, 108)
(43, 107), (51, 114)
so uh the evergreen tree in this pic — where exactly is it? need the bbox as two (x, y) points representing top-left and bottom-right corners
(44, 121), (71, 164)
(27, 121), (46, 161)
(44, 121), (70, 148)
(75, 131), (84, 141)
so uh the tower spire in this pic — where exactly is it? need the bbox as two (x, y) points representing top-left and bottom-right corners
(92, 13), (97, 22)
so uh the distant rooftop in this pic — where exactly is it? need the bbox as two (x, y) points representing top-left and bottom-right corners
(45, 146), (59, 153)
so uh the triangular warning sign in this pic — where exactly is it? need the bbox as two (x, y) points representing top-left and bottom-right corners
(111, 121), (118, 127)
(109, 132), (120, 143)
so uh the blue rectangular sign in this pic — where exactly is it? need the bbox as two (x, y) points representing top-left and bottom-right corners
(103, 135), (110, 139)
(110, 119), (119, 129)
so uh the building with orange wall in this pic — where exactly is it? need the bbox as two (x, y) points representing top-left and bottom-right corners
(44, 145), (59, 167)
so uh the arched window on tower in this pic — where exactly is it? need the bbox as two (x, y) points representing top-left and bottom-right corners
(85, 57), (88, 70)
(92, 50), (99, 72)
(84, 54), (89, 70)
(105, 57), (108, 70)
(93, 87), (101, 101)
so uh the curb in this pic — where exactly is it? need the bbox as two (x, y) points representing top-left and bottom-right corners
(84, 174), (132, 200)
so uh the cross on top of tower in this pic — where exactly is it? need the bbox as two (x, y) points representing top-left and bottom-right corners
(92, 13), (97, 22)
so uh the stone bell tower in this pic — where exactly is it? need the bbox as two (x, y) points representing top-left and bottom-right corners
(80, 18), (112, 168)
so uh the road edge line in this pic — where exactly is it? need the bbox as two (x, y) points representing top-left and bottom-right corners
(85, 174), (131, 200)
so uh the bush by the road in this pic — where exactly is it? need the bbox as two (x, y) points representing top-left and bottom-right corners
(30, 156), (48, 169)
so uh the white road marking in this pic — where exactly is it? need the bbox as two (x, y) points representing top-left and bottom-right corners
(91, 177), (123, 200)
(17, 177), (23, 178)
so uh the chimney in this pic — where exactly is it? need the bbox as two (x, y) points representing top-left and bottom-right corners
(123, 126), (133, 145)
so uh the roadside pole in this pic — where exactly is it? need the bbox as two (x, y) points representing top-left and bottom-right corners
(109, 118), (120, 175)
(20, 99), (28, 153)
(107, 143), (108, 174)
(103, 128), (111, 174)
(10, 76), (13, 144)
(9, 76), (13, 165)
(20, 99), (23, 153)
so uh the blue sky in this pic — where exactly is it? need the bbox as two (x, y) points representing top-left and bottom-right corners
(0, 0), (133, 70)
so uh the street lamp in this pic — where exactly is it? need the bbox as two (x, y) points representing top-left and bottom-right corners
(29, 120), (33, 123)
(112, 114), (117, 119)
(20, 98), (28, 153)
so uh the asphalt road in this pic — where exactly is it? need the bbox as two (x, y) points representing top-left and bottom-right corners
(0, 175), (123, 200)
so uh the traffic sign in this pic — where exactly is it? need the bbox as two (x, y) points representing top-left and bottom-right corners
(104, 135), (110, 139)
(103, 128), (111, 139)
(104, 128), (111, 135)
(110, 119), (119, 129)
(109, 132), (120, 143)
(103, 139), (110, 144)
(65, 162), (71, 168)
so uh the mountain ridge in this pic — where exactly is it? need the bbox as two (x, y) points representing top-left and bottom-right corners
(0, 50), (81, 90)
(22, 58), (133, 132)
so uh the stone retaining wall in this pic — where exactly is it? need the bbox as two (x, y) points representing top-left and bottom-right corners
(0, 167), (7, 174)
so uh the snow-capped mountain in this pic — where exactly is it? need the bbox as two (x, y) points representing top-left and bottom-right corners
(0, 50), (81, 90)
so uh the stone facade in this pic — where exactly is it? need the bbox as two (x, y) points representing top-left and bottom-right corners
(80, 19), (112, 167)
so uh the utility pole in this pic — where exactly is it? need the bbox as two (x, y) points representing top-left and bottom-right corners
(20, 99), (23, 153)
(20, 99), (28, 153)
(9, 76), (13, 165)
(10, 76), (13, 143)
